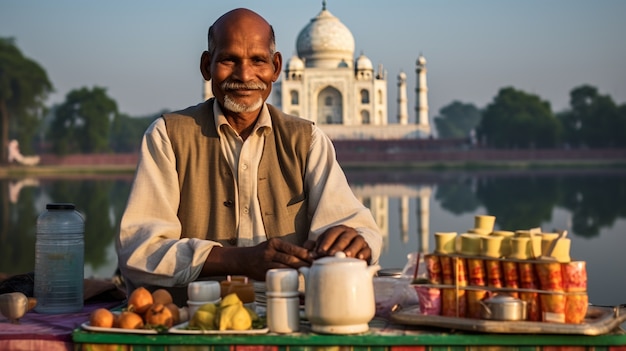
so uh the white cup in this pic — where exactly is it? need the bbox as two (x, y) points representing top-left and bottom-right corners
(265, 268), (299, 296)
(266, 296), (300, 333)
(187, 281), (221, 302)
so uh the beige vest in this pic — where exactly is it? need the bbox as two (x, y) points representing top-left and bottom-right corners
(163, 99), (313, 247)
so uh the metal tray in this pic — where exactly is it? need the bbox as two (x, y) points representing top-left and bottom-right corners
(391, 304), (626, 335)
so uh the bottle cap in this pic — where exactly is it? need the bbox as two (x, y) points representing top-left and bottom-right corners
(46, 203), (76, 210)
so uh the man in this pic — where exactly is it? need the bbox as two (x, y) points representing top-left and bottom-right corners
(116, 8), (381, 300)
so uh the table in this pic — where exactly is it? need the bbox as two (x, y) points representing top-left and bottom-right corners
(0, 301), (120, 351)
(71, 317), (626, 351)
(0, 276), (126, 351)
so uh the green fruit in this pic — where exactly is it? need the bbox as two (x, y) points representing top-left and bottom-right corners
(189, 309), (216, 330)
(198, 303), (217, 314)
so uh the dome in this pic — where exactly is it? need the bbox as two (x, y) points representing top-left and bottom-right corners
(295, 5), (355, 69)
(417, 54), (427, 66)
(398, 71), (407, 81)
(287, 54), (305, 71)
(355, 53), (373, 71)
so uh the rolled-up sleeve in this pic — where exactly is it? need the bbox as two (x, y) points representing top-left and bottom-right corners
(115, 118), (221, 290)
(305, 126), (383, 264)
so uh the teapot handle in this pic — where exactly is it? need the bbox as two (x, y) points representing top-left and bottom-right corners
(479, 300), (492, 317)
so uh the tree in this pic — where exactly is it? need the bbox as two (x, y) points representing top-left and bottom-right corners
(477, 87), (560, 148)
(0, 37), (53, 163)
(433, 101), (481, 139)
(49, 86), (118, 154)
(476, 176), (559, 231)
(109, 112), (160, 152)
(558, 85), (626, 147)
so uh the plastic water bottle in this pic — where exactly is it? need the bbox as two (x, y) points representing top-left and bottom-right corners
(34, 203), (84, 314)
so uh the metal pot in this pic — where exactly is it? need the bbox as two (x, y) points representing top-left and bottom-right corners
(479, 294), (527, 321)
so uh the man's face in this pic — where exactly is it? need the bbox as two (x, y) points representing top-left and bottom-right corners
(207, 21), (281, 115)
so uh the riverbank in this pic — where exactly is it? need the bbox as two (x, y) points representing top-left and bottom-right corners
(1, 148), (625, 177)
(334, 146), (626, 169)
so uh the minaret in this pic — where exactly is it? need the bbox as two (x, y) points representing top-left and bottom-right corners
(415, 54), (429, 129)
(400, 196), (409, 243)
(416, 187), (431, 253)
(397, 71), (408, 124)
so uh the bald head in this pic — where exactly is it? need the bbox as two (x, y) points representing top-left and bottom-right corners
(207, 8), (276, 56)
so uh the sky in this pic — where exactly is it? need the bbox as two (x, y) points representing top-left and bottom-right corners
(2, 0), (626, 125)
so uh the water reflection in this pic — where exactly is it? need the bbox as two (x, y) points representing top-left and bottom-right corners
(1, 169), (625, 304)
(0, 174), (133, 278)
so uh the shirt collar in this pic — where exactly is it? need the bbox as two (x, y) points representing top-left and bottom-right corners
(213, 102), (272, 138)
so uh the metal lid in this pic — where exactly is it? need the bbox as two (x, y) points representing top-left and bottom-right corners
(485, 294), (525, 306)
(377, 268), (403, 277)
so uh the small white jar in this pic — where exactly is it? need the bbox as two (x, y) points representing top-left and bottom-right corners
(266, 296), (300, 333)
(266, 268), (300, 333)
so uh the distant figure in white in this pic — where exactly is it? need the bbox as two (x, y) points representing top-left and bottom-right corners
(7, 139), (40, 166)
(9, 178), (40, 203)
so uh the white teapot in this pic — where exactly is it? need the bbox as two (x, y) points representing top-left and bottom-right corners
(299, 252), (380, 334)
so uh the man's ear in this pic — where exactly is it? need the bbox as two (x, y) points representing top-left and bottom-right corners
(200, 51), (212, 81)
(271, 52), (283, 82)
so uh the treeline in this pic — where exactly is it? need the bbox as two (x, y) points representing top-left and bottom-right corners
(0, 38), (163, 161)
(47, 86), (164, 154)
(2, 37), (626, 164)
(434, 86), (626, 148)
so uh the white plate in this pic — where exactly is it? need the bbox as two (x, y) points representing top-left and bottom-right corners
(168, 321), (269, 334)
(81, 321), (159, 334)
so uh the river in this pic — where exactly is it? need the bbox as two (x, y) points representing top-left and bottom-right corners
(1, 168), (625, 307)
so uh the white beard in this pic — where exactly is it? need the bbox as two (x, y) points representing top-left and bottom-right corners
(223, 94), (264, 113)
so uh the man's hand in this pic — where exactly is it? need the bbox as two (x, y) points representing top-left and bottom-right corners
(203, 238), (313, 281)
(304, 225), (372, 263)
(245, 238), (313, 280)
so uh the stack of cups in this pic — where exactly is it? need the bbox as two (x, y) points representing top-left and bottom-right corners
(266, 268), (300, 333)
(187, 281), (221, 318)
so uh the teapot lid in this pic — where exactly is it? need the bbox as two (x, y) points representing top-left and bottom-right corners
(485, 294), (525, 306)
(313, 252), (365, 266)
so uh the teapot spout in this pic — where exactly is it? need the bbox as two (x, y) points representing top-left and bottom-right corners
(368, 264), (381, 276)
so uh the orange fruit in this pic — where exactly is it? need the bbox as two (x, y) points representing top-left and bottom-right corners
(127, 287), (153, 314)
(165, 303), (181, 325)
(144, 303), (174, 328)
(117, 311), (144, 329)
(89, 308), (115, 328)
(152, 289), (173, 305)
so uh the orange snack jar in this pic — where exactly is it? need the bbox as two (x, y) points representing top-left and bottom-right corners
(563, 261), (587, 292)
(540, 293), (566, 323)
(424, 254), (442, 284)
(502, 261), (519, 298)
(440, 256), (454, 285)
(485, 259), (503, 288)
(565, 293), (588, 324)
(536, 262), (564, 291)
(441, 288), (466, 318)
(467, 258), (486, 286)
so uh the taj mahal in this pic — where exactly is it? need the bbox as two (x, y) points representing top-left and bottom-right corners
(204, 2), (431, 140)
